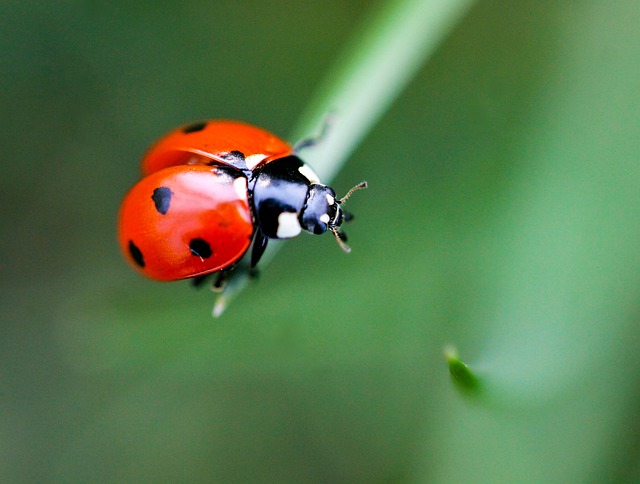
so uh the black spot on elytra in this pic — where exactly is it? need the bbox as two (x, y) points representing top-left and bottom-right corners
(189, 238), (213, 258)
(129, 240), (145, 268)
(182, 121), (207, 133)
(151, 186), (173, 215)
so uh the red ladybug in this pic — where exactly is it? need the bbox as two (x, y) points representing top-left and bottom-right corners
(118, 120), (366, 282)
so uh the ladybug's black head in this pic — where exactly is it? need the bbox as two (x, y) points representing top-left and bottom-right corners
(300, 181), (367, 253)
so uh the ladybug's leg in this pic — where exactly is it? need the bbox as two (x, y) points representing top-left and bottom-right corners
(292, 113), (335, 153)
(190, 271), (229, 292)
(210, 270), (230, 293)
(250, 231), (269, 268)
(191, 274), (211, 287)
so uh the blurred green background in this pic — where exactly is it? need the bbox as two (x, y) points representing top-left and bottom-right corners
(3, 1), (640, 482)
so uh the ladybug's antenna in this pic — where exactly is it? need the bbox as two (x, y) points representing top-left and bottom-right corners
(339, 181), (368, 204)
(331, 228), (351, 253)
(330, 181), (367, 253)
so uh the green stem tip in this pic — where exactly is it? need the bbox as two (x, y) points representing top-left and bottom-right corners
(444, 346), (480, 392)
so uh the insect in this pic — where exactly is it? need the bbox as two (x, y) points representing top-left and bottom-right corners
(118, 120), (367, 284)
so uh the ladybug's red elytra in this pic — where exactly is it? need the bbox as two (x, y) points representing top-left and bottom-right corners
(118, 120), (367, 282)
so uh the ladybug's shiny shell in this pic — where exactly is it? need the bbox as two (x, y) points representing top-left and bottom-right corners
(141, 120), (292, 177)
(118, 164), (253, 281)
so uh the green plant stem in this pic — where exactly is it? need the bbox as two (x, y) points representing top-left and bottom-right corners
(292, 0), (477, 181)
(214, 0), (477, 316)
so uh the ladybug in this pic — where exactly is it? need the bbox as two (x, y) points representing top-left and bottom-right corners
(118, 120), (367, 282)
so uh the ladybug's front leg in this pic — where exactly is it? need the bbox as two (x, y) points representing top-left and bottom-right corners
(250, 231), (269, 268)
(292, 113), (335, 153)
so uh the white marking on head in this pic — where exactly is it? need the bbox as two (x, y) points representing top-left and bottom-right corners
(320, 213), (330, 224)
(298, 164), (320, 183)
(326, 193), (335, 206)
(233, 177), (248, 199)
(245, 154), (268, 170)
(276, 212), (302, 238)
